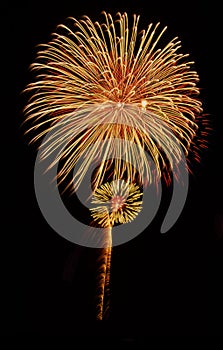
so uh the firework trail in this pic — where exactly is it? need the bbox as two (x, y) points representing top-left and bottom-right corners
(23, 12), (205, 320)
(94, 227), (112, 320)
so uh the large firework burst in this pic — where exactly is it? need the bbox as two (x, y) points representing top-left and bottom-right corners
(23, 11), (203, 189)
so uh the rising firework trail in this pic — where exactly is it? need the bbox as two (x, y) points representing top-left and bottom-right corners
(23, 12), (206, 320)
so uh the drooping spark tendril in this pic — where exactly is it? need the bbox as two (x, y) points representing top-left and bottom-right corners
(23, 11), (205, 320)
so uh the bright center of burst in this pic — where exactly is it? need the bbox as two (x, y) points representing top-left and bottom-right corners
(111, 195), (125, 212)
(141, 99), (147, 108)
(116, 102), (124, 108)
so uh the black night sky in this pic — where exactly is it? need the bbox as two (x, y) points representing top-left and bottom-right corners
(3, 0), (222, 337)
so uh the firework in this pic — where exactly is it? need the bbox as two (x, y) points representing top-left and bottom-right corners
(23, 12), (203, 189)
(90, 180), (143, 227)
(23, 12), (204, 321)
(90, 180), (143, 320)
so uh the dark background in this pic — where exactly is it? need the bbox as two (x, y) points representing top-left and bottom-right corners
(2, 0), (222, 337)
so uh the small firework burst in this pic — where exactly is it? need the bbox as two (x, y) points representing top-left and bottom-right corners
(90, 180), (143, 227)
